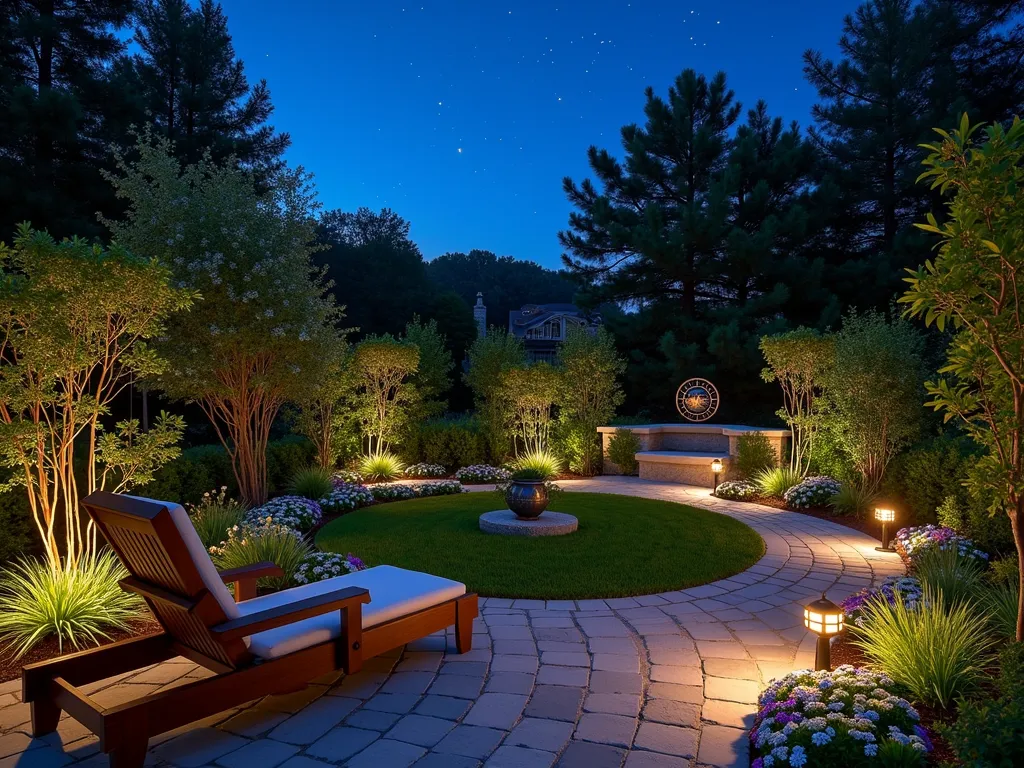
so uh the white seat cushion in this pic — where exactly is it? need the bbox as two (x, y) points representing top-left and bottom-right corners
(125, 495), (241, 620)
(241, 565), (466, 659)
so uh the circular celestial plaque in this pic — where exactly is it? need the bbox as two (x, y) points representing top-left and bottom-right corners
(675, 378), (719, 422)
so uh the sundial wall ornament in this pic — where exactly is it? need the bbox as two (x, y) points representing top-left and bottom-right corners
(675, 378), (720, 422)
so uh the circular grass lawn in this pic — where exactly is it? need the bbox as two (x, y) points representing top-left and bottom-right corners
(316, 491), (764, 600)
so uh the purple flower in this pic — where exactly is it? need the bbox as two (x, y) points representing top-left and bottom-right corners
(752, 759), (764, 768)
(913, 725), (933, 752)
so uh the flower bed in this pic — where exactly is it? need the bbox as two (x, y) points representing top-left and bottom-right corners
(405, 462), (448, 478)
(752, 666), (931, 767)
(410, 479), (464, 496)
(244, 495), (323, 533)
(783, 476), (841, 510)
(318, 483), (375, 514)
(332, 469), (364, 486)
(294, 551), (366, 584)
(454, 464), (510, 484)
(894, 525), (988, 568)
(369, 480), (465, 502)
(840, 576), (923, 629)
(714, 480), (758, 501)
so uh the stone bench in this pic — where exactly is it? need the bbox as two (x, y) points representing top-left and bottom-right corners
(597, 424), (789, 487)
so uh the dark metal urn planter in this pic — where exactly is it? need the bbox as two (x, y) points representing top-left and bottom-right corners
(505, 479), (549, 519)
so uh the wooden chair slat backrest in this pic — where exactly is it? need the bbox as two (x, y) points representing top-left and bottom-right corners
(83, 491), (250, 670)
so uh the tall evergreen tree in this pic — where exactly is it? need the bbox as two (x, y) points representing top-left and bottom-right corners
(130, 0), (289, 172)
(560, 70), (831, 418)
(0, 0), (135, 239)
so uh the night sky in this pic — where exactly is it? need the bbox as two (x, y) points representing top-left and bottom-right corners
(222, 0), (861, 268)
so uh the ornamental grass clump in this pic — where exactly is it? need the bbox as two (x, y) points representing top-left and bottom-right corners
(188, 487), (247, 550)
(404, 463), (447, 478)
(318, 483), (375, 514)
(983, 580), (1020, 640)
(454, 464), (511, 483)
(751, 666), (930, 768)
(209, 522), (312, 590)
(289, 466), (335, 501)
(754, 466), (803, 498)
(0, 553), (145, 658)
(840, 576), (924, 630)
(359, 451), (406, 482)
(784, 476), (842, 509)
(514, 449), (563, 480)
(245, 495), (323, 533)
(714, 480), (758, 501)
(852, 586), (996, 709)
(294, 552), (367, 584)
(912, 546), (986, 606)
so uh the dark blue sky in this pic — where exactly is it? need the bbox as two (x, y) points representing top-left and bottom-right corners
(222, 0), (861, 268)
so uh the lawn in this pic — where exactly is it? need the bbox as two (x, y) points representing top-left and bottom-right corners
(316, 491), (764, 599)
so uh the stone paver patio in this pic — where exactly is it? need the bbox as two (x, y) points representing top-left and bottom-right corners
(0, 477), (904, 768)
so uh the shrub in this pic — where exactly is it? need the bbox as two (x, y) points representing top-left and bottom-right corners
(988, 553), (1019, 586)
(359, 451), (406, 482)
(754, 466), (803, 497)
(889, 435), (979, 525)
(266, 436), (319, 495)
(413, 416), (488, 469)
(188, 487), (248, 550)
(606, 428), (641, 475)
(852, 586), (996, 709)
(209, 521), (312, 590)
(830, 481), (876, 518)
(714, 480), (758, 501)
(783, 475), (842, 509)
(554, 422), (600, 476)
(294, 551), (367, 584)
(983, 580), (1020, 640)
(0, 487), (34, 564)
(912, 546), (986, 605)
(515, 449), (563, 480)
(752, 666), (930, 767)
(735, 432), (778, 478)
(405, 462), (447, 478)
(841, 576), (924, 630)
(318, 483), (375, 514)
(289, 466), (335, 501)
(933, 491), (1015, 558)
(0, 553), (145, 657)
(454, 464), (511, 484)
(894, 525), (988, 566)
(245, 496), (323, 533)
(941, 642), (1024, 768)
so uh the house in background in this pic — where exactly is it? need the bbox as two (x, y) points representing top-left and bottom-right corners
(509, 302), (594, 363)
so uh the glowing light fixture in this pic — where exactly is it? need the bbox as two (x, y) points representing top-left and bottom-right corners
(804, 592), (843, 671)
(874, 506), (896, 552)
(710, 458), (723, 492)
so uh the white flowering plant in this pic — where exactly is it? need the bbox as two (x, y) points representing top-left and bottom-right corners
(294, 551), (367, 584)
(244, 495), (323, 533)
(894, 525), (988, 565)
(332, 469), (364, 486)
(405, 463), (448, 478)
(318, 483), (375, 514)
(714, 480), (758, 501)
(784, 476), (842, 509)
(840, 577), (924, 630)
(752, 666), (931, 767)
(410, 480), (464, 497)
(369, 483), (417, 501)
(454, 464), (511, 484)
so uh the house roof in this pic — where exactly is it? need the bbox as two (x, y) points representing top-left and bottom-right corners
(508, 304), (588, 335)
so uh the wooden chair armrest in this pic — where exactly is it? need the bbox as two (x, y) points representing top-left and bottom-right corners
(210, 586), (370, 642)
(218, 562), (285, 583)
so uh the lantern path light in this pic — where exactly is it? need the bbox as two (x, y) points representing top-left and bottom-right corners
(804, 592), (843, 671)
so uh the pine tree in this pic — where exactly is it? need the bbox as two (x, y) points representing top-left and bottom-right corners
(130, 0), (289, 172)
(0, 0), (135, 239)
(559, 70), (831, 418)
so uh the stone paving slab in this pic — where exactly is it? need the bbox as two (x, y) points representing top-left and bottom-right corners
(0, 477), (902, 768)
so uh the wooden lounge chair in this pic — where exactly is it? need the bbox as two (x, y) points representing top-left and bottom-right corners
(21, 491), (478, 768)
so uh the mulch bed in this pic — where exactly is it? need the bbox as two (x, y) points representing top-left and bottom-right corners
(0, 616), (163, 684)
(829, 635), (956, 766)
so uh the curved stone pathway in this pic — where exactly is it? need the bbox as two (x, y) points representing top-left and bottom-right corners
(0, 477), (904, 768)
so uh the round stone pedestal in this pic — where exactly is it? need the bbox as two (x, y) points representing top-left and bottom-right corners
(479, 509), (578, 537)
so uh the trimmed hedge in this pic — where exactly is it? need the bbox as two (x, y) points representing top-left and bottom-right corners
(410, 416), (488, 469)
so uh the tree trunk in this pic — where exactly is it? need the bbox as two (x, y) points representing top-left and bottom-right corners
(1011, 498), (1024, 642)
